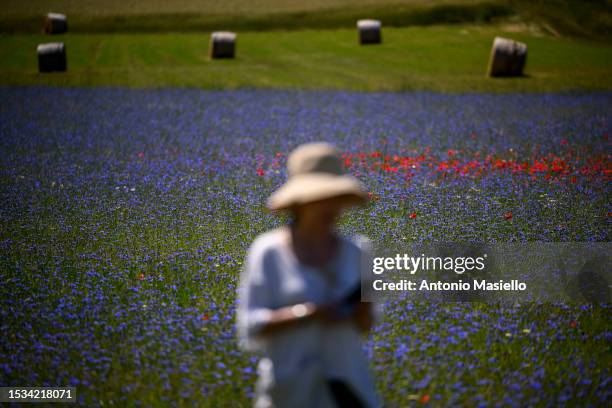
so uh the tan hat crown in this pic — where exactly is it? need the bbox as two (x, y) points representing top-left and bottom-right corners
(266, 141), (367, 210)
(287, 142), (343, 177)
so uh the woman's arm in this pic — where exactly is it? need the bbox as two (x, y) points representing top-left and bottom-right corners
(256, 299), (374, 336)
(352, 302), (374, 333)
(257, 302), (316, 335)
(257, 301), (341, 336)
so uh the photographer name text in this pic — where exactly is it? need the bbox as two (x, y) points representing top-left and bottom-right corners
(372, 279), (527, 291)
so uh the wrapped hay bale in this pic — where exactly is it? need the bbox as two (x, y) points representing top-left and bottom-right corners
(37, 42), (66, 72)
(487, 36), (527, 77)
(209, 32), (236, 59)
(357, 19), (382, 45)
(43, 13), (68, 34)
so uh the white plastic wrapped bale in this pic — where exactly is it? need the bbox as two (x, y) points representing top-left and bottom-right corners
(37, 43), (66, 72)
(44, 13), (67, 34)
(487, 37), (527, 77)
(209, 32), (236, 59)
(357, 19), (382, 45)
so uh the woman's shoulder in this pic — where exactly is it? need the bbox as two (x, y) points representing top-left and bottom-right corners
(248, 227), (289, 257)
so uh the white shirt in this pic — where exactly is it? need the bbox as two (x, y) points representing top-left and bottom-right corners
(236, 227), (381, 408)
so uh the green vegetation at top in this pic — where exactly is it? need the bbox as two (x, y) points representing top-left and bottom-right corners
(1, 0), (610, 39)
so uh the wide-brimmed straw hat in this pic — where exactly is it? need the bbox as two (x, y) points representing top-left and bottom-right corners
(267, 142), (368, 211)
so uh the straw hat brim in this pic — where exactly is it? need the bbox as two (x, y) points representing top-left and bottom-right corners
(267, 173), (368, 211)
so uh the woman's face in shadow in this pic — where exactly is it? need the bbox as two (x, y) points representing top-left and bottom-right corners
(294, 196), (352, 231)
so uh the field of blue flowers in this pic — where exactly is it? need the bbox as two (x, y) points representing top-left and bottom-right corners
(1, 87), (610, 406)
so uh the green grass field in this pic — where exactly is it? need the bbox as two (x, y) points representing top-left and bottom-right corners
(1, 24), (611, 92)
(1, 0), (609, 92)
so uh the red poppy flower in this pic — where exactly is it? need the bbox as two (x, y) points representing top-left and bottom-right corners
(409, 212), (417, 219)
(419, 394), (430, 404)
(201, 314), (209, 321)
(503, 211), (513, 220)
(256, 167), (265, 177)
(569, 320), (577, 329)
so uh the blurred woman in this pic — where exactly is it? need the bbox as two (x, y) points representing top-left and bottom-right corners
(236, 142), (381, 408)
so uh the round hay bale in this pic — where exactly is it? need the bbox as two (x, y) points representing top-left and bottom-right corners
(209, 32), (236, 59)
(37, 42), (66, 72)
(357, 19), (382, 45)
(43, 13), (67, 34)
(487, 36), (527, 77)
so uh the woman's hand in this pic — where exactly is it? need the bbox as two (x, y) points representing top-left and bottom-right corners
(258, 302), (317, 336)
(311, 301), (342, 322)
(315, 301), (373, 333)
(258, 300), (373, 336)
